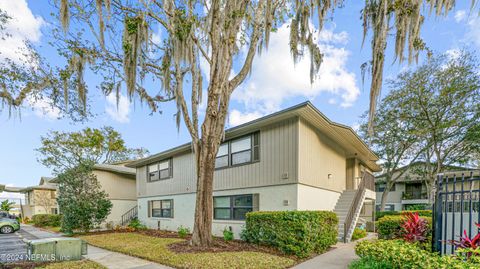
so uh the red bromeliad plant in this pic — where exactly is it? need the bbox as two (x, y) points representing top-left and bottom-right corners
(402, 212), (428, 243)
(448, 223), (480, 251)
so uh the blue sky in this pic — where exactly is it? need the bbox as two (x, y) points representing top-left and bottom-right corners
(0, 0), (479, 193)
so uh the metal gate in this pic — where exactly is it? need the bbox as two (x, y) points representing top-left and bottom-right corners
(433, 172), (480, 254)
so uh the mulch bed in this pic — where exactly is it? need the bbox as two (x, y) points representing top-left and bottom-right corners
(167, 237), (290, 258)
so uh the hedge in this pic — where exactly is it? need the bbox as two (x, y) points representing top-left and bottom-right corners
(355, 240), (480, 269)
(375, 210), (431, 221)
(242, 211), (338, 258)
(32, 214), (62, 227)
(377, 215), (432, 240)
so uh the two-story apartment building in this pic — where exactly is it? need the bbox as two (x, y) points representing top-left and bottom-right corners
(127, 102), (381, 241)
(21, 177), (58, 218)
(375, 162), (474, 211)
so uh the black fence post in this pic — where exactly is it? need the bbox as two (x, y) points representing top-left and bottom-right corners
(434, 174), (443, 253)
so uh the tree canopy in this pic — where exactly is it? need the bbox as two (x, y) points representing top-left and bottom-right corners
(364, 50), (480, 206)
(36, 126), (148, 174)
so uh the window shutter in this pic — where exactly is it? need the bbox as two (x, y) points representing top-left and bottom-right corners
(171, 199), (174, 218)
(148, 201), (151, 218)
(253, 194), (259, 212)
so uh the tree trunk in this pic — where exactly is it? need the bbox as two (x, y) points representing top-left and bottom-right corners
(191, 139), (216, 247)
(379, 188), (390, 211)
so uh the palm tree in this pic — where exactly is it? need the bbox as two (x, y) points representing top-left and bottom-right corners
(1, 200), (15, 212)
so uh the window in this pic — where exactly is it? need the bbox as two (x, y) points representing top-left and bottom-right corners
(148, 159), (172, 181)
(213, 194), (255, 220)
(375, 183), (395, 192)
(215, 132), (260, 169)
(215, 143), (229, 168)
(149, 199), (174, 218)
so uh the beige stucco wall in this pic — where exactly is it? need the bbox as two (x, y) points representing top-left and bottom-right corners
(93, 170), (136, 200)
(296, 184), (341, 211)
(104, 199), (138, 226)
(297, 119), (347, 193)
(137, 117), (299, 198)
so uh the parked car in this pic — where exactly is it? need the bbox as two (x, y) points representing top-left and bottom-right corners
(0, 211), (20, 234)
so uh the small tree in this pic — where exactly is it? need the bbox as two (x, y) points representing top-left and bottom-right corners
(37, 126), (148, 174)
(1, 200), (15, 211)
(360, 88), (423, 211)
(56, 163), (112, 233)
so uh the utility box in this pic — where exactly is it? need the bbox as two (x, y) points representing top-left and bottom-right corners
(26, 237), (86, 262)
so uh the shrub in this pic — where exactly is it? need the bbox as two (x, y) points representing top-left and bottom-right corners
(223, 228), (234, 241)
(377, 215), (431, 240)
(375, 210), (431, 221)
(128, 218), (147, 231)
(355, 240), (480, 269)
(352, 227), (367, 241)
(242, 211), (338, 258)
(402, 212), (429, 243)
(32, 214), (62, 227)
(177, 226), (190, 238)
(349, 257), (392, 269)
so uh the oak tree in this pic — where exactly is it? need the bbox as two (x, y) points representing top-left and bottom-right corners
(1, 0), (478, 246)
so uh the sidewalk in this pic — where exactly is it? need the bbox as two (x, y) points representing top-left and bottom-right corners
(21, 224), (172, 269)
(292, 233), (376, 269)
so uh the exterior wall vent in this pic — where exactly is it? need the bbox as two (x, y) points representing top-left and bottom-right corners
(281, 172), (289, 179)
(283, 200), (290, 206)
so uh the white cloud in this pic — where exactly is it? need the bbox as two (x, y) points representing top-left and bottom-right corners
(454, 10), (466, 23)
(230, 23), (360, 125)
(25, 95), (61, 120)
(229, 109), (264, 126)
(0, 0), (44, 63)
(106, 93), (131, 123)
(465, 16), (480, 48)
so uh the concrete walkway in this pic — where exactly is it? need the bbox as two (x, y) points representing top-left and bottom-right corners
(292, 233), (376, 269)
(21, 224), (172, 269)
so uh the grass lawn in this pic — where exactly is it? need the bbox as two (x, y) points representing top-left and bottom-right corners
(3, 260), (105, 269)
(42, 226), (62, 233)
(40, 260), (106, 269)
(80, 233), (297, 269)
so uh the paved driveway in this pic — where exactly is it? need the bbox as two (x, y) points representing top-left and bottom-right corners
(0, 227), (37, 263)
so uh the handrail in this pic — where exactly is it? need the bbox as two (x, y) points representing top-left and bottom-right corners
(121, 205), (138, 226)
(343, 173), (367, 242)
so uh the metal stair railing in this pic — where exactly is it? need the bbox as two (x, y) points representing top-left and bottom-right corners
(343, 173), (367, 243)
(121, 205), (138, 226)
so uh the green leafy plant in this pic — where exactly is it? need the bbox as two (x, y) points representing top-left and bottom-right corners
(177, 226), (190, 238)
(352, 227), (367, 241)
(1, 200), (15, 211)
(128, 218), (147, 231)
(349, 257), (392, 269)
(32, 214), (63, 227)
(377, 215), (431, 240)
(375, 210), (431, 221)
(242, 211), (338, 258)
(56, 163), (113, 234)
(355, 240), (480, 269)
(223, 228), (234, 241)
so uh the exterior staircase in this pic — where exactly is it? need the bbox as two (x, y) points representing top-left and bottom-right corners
(120, 205), (138, 226)
(334, 178), (368, 242)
